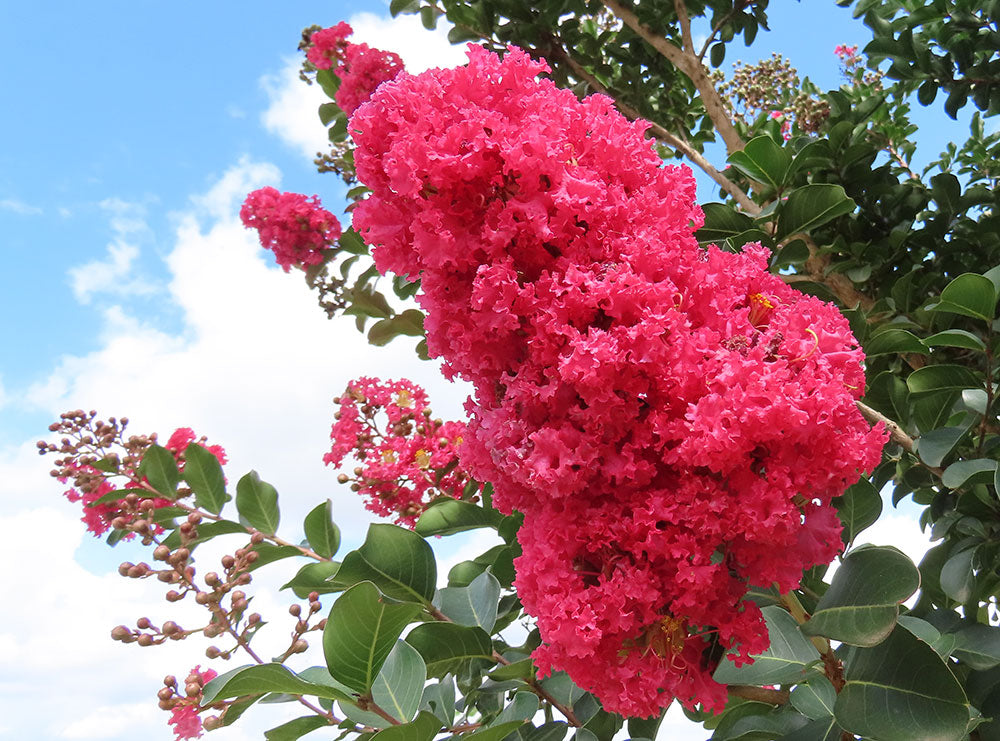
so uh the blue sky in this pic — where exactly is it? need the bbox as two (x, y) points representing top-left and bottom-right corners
(0, 2), (954, 739)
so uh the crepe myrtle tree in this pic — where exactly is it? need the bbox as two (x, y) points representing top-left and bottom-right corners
(40, 1), (1000, 739)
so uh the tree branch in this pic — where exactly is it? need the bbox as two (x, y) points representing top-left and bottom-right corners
(728, 685), (790, 704)
(601, 0), (745, 155)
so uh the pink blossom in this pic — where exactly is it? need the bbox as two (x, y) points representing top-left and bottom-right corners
(305, 22), (404, 115)
(351, 44), (885, 716)
(240, 187), (342, 272)
(165, 427), (228, 466)
(166, 666), (218, 740)
(306, 22), (352, 70)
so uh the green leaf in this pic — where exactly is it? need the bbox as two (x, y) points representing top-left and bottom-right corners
(790, 676), (837, 720)
(803, 546), (919, 646)
(710, 42), (725, 67)
(464, 721), (531, 740)
(435, 570), (501, 632)
(696, 203), (755, 245)
(282, 561), (341, 598)
(942, 459), (998, 489)
(183, 443), (227, 514)
(415, 499), (503, 536)
(907, 364), (980, 394)
(246, 543), (302, 572)
(139, 444), (180, 498)
(337, 523), (436, 604)
(304, 499), (341, 559)
(88, 487), (146, 507)
(932, 273), (998, 321)
(834, 626), (969, 741)
(952, 623), (1000, 670)
(865, 329), (928, 356)
(915, 425), (972, 467)
(371, 640), (427, 723)
(161, 519), (246, 550)
(235, 471), (280, 534)
(420, 676), (456, 726)
(727, 135), (792, 189)
(323, 581), (421, 694)
(923, 329), (987, 351)
(315, 68), (340, 99)
(713, 605), (820, 684)
(776, 184), (855, 240)
(370, 711), (441, 741)
(264, 716), (331, 741)
(489, 657), (534, 681)
(389, 0), (420, 15)
(940, 546), (977, 603)
(832, 478), (882, 545)
(201, 663), (353, 705)
(496, 691), (539, 724)
(405, 622), (495, 677)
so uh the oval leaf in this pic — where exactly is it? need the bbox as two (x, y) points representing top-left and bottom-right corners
(415, 499), (503, 536)
(304, 499), (341, 559)
(201, 663), (353, 705)
(942, 459), (997, 489)
(406, 622), (495, 678)
(907, 365), (981, 395)
(371, 640), (427, 723)
(370, 711), (441, 741)
(932, 273), (998, 321)
(832, 477), (883, 545)
(235, 470), (280, 534)
(713, 605), (820, 685)
(834, 626), (969, 741)
(727, 135), (792, 189)
(323, 581), (421, 694)
(337, 523), (437, 604)
(923, 329), (987, 351)
(139, 444), (180, 498)
(434, 570), (501, 632)
(776, 184), (856, 240)
(183, 442), (227, 514)
(803, 546), (919, 647)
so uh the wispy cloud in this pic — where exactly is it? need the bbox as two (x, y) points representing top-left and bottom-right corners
(0, 197), (42, 215)
(67, 198), (157, 304)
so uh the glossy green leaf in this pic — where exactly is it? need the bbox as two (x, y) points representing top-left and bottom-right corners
(952, 623), (1000, 670)
(435, 570), (501, 632)
(790, 676), (837, 720)
(777, 717), (840, 741)
(201, 663), (353, 705)
(832, 477), (882, 545)
(495, 691), (539, 724)
(776, 184), (855, 239)
(696, 203), (755, 245)
(323, 581), (421, 694)
(489, 657), (534, 681)
(246, 543), (301, 572)
(337, 523), (436, 604)
(803, 546), (919, 646)
(834, 626), (969, 741)
(282, 561), (341, 598)
(940, 546), (977, 603)
(924, 329), (987, 351)
(304, 499), (341, 559)
(370, 711), (441, 741)
(907, 364), (981, 395)
(139, 444), (180, 498)
(263, 716), (331, 740)
(371, 640), (427, 723)
(713, 605), (820, 684)
(915, 425), (971, 467)
(727, 135), (792, 189)
(712, 703), (808, 740)
(405, 622), (495, 678)
(865, 329), (928, 356)
(415, 499), (503, 536)
(183, 443), (227, 514)
(235, 470), (279, 534)
(420, 676), (456, 726)
(942, 459), (997, 489)
(932, 273), (997, 321)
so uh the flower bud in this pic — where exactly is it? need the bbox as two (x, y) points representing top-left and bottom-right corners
(111, 625), (131, 641)
(137, 634), (154, 647)
(153, 545), (171, 561)
(136, 617), (152, 630)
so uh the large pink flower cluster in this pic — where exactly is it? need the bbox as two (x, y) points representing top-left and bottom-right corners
(306, 22), (404, 115)
(323, 378), (470, 527)
(351, 46), (885, 716)
(240, 187), (342, 272)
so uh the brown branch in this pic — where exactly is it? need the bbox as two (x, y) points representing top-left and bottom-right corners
(601, 0), (745, 155)
(550, 44), (760, 215)
(728, 685), (790, 704)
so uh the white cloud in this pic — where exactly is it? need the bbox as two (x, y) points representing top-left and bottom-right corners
(68, 198), (157, 304)
(0, 197), (42, 215)
(260, 10), (467, 160)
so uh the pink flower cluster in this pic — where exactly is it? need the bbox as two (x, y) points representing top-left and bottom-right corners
(323, 378), (470, 527)
(166, 665), (218, 740)
(351, 46), (885, 716)
(61, 428), (228, 538)
(306, 22), (404, 115)
(240, 186), (342, 272)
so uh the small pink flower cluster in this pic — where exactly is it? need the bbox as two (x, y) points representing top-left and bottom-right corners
(351, 46), (885, 716)
(323, 377), (470, 527)
(768, 110), (793, 141)
(834, 44), (859, 60)
(166, 665), (218, 740)
(240, 186), (342, 272)
(60, 428), (228, 538)
(306, 22), (404, 115)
